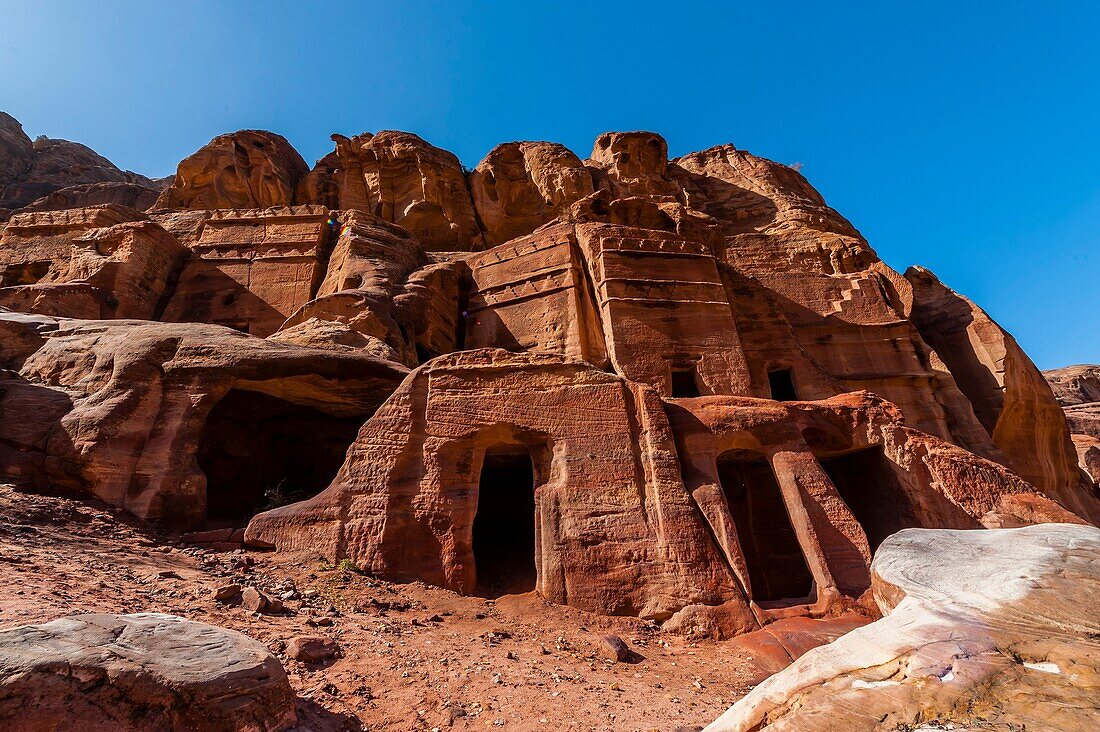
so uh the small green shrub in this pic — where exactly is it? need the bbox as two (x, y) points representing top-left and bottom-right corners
(337, 559), (362, 574)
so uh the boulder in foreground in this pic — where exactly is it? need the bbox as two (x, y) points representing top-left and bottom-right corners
(705, 523), (1100, 731)
(0, 613), (297, 731)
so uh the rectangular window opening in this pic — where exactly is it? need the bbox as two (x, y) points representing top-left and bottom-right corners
(671, 367), (701, 398)
(768, 368), (798, 401)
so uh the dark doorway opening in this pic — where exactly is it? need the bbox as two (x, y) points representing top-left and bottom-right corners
(197, 389), (364, 527)
(767, 368), (798, 401)
(818, 446), (920, 553)
(472, 445), (537, 597)
(671, 367), (701, 398)
(717, 451), (815, 605)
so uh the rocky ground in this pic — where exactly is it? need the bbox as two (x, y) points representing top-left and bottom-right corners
(0, 484), (867, 731)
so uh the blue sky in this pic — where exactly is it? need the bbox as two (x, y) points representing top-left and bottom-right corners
(1, 1), (1096, 369)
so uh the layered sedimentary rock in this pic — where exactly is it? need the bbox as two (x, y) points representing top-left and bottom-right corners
(1044, 364), (1100, 494)
(0, 205), (150, 287)
(0, 217), (186, 320)
(275, 209), (463, 365)
(0, 113), (156, 216)
(17, 181), (162, 214)
(0, 613), (297, 731)
(0, 118), (1095, 636)
(589, 131), (683, 200)
(155, 130), (309, 210)
(705, 523), (1100, 731)
(1046, 364), (1100, 438)
(905, 266), (1082, 512)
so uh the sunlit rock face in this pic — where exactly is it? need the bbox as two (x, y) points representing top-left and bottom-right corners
(1, 112), (1095, 636)
(705, 523), (1100, 732)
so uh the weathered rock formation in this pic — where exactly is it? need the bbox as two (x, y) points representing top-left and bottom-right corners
(1044, 363), (1100, 494)
(904, 266), (1082, 513)
(297, 131), (482, 251)
(1046, 364), (1100, 438)
(1, 114), (1096, 634)
(0, 113), (157, 218)
(0, 613), (297, 731)
(705, 523), (1100, 731)
(245, 350), (1075, 632)
(468, 141), (593, 247)
(155, 130), (308, 210)
(0, 208), (186, 320)
(159, 205), (335, 337)
(0, 312), (405, 526)
(17, 181), (163, 215)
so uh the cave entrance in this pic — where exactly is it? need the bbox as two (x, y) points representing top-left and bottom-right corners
(472, 444), (537, 597)
(819, 446), (920, 553)
(670, 366), (702, 398)
(717, 451), (815, 606)
(767, 368), (798, 401)
(197, 389), (364, 527)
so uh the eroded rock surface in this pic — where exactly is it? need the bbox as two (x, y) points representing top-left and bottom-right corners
(155, 130), (309, 210)
(469, 141), (594, 247)
(297, 131), (482, 250)
(0, 113), (155, 218)
(0, 116), (1095, 640)
(906, 266), (1083, 514)
(17, 181), (162, 214)
(0, 612), (296, 731)
(245, 351), (1075, 630)
(0, 311), (406, 526)
(705, 523), (1100, 731)
(1046, 364), (1100, 439)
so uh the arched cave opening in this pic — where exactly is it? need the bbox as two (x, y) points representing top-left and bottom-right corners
(717, 451), (816, 606)
(818, 446), (920, 553)
(197, 389), (364, 527)
(472, 444), (537, 597)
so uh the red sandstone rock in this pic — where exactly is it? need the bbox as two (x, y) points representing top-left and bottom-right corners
(17, 181), (161, 214)
(0, 311), (407, 527)
(1045, 364), (1100, 438)
(286, 635), (339, 662)
(588, 131), (682, 200)
(0, 113), (36, 199)
(0, 205), (149, 286)
(1073, 434), (1100, 486)
(155, 130), (309, 210)
(597, 634), (635, 663)
(0, 113), (155, 215)
(0, 612), (297, 731)
(296, 131), (482, 250)
(0, 219), (187, 320)
(469, 141), (594, 246)
(160, 205), (334, 337)
(905, 266), (1086, 518)
(245, 350), (1072, 633)
(213, 583), (242, 602)
(0, 124), (1095, 643)
(276, 209), (465, 364)
(673, 143), (860, 237)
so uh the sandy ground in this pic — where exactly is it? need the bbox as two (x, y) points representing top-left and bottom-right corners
(0, 484), (869, 731)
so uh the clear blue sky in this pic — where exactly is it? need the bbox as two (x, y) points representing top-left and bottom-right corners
(1, 1), (1096, 369)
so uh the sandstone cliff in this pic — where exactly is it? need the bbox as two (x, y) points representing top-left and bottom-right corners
(0, 112), (159, 219)
(0, 110), (1095, 640)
